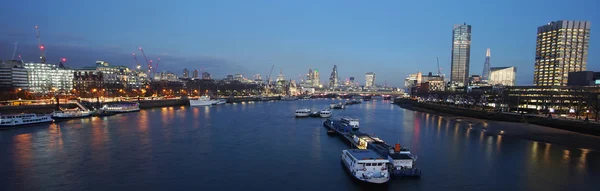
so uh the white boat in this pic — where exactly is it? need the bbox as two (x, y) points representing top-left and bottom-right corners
(330, 103), (345, 109)
(190, 95), (217, 106)
(319, 109), (332, 118)
(52, 109), (92, 119)
(341, 116), (360, 129)
(0, 113), (54, 128)
(101, 102), (140, 113)
(295, 108), (311, 117)
(341, 149), (390, 184)
(212, 99), (227, 105)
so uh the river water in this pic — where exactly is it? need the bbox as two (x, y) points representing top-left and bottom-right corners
(1, 99), (598, 191)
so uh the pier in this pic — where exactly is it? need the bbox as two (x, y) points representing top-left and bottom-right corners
(324, 119), (422, 177)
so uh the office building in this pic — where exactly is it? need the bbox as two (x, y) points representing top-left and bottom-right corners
(489, 66), (517, 86)
(183, 68), (189, 78)
(23, 62), (74, 93)
(534, 20), (591, 86)
(0, 60), (28, 91)
(365, 72), (375, 88)
(95, 61), (142, 90)
(329, 65), (339, 88)
(154, 71), (179, 82)
(202, 72), (211, 80)
(450, 23), (472, 87)
(568, 71), (600, 86)
(193, 69), (199, 79)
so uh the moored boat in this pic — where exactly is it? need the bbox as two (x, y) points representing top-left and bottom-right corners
(295, 108), (311, 117)
(319, 109), (332, 118)
(341, 149), (390, 184)
(212, 99), (227, 105)
(330, 103), (345, 109)
(51, 109), (92, 119)
(0, 113), (54, 128)
(101, 102), (140, 113)
(190, 95), (216, 106)
(341, 116), (360, 130)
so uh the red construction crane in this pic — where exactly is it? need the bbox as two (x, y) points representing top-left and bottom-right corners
(35, 25), (46, 63)
(138, 47), (151, 75)
(154, 58), (160, 74)
(132, 53), (141, 71)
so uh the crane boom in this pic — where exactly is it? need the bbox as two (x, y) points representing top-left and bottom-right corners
(139, 47), (151, 74)
(154, 58), (160, 74)
(35, 26), (46, 63)
(132, 53), (141, 71)
(436, 57), (441, 76)
(12, 42), (18, 60)
(267, 65), (275, 84)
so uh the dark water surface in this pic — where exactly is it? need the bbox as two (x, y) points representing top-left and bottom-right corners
(1, 99), (599, 191)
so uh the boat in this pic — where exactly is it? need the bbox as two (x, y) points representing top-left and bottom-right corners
(367, 140), (421, 177)
(212, 99), (227, 105)
(190, 95), (216, 106)
(0, 113), (54, 128)
(309, 111), (321, 117)
(319, 109), (332, 118)
(295, 108), (311, 117)
(101, 102), (140, 113)
(51, 102), (93, 119)
(330, 103), (345, 109)
(51, 109), (92, 119)
(281, 96), (299, 101)
(341, 116), (360, 129)
(341, 149), (390, 184)
(363, 96), (372, 101)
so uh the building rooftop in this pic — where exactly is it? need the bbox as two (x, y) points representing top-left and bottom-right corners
(346, 149), (384, 160)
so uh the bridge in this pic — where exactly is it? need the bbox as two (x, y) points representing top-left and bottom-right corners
(313, 91), (406, 96)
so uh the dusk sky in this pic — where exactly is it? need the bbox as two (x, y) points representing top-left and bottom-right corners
(0, 0), (598, 87)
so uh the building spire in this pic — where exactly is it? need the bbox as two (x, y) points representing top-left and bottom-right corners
(486, 48), (491, 57)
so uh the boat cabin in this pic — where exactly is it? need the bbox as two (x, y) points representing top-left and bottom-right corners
(341, 149), (389, 180)
(341, 116), (359, 127)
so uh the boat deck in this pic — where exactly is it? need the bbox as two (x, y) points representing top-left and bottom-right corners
(324, 119), (422, 177)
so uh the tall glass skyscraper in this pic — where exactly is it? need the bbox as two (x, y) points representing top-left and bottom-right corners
(450, 23), (472, 87)
(534, 20), (591, 86)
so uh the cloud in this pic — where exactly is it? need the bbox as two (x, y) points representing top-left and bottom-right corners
(0, 40), (244, 78)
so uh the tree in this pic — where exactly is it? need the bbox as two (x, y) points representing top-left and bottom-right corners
(586, 92), (600, 121)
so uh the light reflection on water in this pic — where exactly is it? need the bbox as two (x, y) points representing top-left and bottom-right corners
(0, 99), (598, 190)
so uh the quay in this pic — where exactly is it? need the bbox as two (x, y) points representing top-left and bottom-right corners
(394, 98), (600, 136)
(324, 119), (422, 177)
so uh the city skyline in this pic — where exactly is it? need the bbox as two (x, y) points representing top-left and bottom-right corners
(0, 0), (598, 87)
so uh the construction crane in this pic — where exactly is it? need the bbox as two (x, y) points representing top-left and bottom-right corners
(436, 57), (443, 77)
(35, 26), (46, 63)
(132, 53), (141, 71)
(138, 47), (152, 76)
(18, 55), (24, 63)
(153, 58), (160, 75)
(12, 42), (18, 60)
(265, 65), (275, 95)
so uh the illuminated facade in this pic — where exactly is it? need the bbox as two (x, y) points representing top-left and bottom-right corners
(365, 72), (375, 88)
(95, 61), (142, 90)
(489, 67), (517, 86)
(0, 60), (28, 91)
(450, 23), (472, 87)
(23, 62), (74, 93)
(534, 21), (591, 86)
(329, 65), (339, 88)
(183, 68), (189, 78)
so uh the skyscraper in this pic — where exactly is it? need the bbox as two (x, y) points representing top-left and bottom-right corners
(202, 72), (211, 80)
(450, 23), (472, 87)
(193, 69), (199, 79)
(481, 48), (491, 81)
(534, 20), (591, 86)
(183, 68), (189, 78)
(329, 65), (339, 88)
(365, 72), (375, 88)
(312, 69), (320, 87)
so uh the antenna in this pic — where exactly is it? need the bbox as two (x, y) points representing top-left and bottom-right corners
(12, 42), (18, 60)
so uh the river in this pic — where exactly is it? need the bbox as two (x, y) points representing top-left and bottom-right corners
(1, 99), (598, 191)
